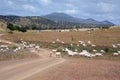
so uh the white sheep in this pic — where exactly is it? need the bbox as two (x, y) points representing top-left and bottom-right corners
(52, 41), (55, 44)
(93, 49), (97, 52)
(91, 44), (96, 47)
(100, 50), (105, 53)
(88, 41), (92, 44)
(52, 49), (57, 52)
(79, 50), (96, 58)
(95, 53), (103, 56)
(117, 44), (120, 46)
(112, 44), (117, 48)
(82, 43), (87, 47)
(118, 51), (120, 54)
(113, 53), (119, 56)
(65, 48), (74, 56)
(55, 52), (61, 58)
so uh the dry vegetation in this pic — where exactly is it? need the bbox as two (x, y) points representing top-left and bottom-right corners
(2, 27), (120, 47)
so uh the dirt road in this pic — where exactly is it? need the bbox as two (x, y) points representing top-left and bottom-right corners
(0, 34), (65, 80)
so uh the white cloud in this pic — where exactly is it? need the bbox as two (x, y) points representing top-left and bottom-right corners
(6, 0), (14, 6)
(39, 0), (52, 5)
(97, 2), (115, 12)
(62, 9), (78, 14)
(22, 4), (37, 12)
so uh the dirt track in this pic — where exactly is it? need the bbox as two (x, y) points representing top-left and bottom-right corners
(0, 34), (65, 80)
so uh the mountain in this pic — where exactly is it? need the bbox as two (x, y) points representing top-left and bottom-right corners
(43, 12), (84, 23)
(0, 14), (115, 30)
(101, 20), (115, 25)
(0, 15), (58, 30)
(42, 12), (115, 26)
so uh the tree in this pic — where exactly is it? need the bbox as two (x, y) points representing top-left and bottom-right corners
(7, 23), (16, 31)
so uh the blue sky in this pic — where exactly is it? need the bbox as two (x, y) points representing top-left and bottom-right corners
(0, 0), (120, 24)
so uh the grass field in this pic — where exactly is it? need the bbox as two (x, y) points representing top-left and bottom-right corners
(2, 27), (120, 47)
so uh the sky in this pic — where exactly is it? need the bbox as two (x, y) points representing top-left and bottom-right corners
(0, 0), (120, 25)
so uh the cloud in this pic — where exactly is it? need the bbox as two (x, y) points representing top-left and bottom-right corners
(63, 9), (78, 14)
(22, 4), (37, 12)
(7, 0), (14, 6)
(39, 0), (52, 5)
(97, 2), (115, 12)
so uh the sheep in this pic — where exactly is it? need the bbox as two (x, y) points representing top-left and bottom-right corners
(91, 44), (96, 47)
(93, 49), (97, 52)
(55, 52), (61, 58)
(82, 43), (87, 47)
(35, 46), (40, 52)
(49, 51), (53, 57)
(112, 44), (117, 48)
(56, 39), (60, 42)
(78, 41), (84, 44)
(65, 48), (74, 56)
(100, 50), (105, 53)
(117, 44), (120, 46)
(52, 49), (57, 52)
(70, 44), (73, 46)
(52, 41), (55, 44)
(61, 41), (65, 44)
(113, 53), (119, 56)
(88, 41), (92, 44)
(79, 50), (96, 58)
(118, 51), (120, 54)
(95, 53), (103, 56)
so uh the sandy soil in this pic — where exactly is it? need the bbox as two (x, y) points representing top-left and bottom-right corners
(25, 58), (120, 80)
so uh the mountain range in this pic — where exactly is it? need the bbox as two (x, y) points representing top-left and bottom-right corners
(42, 12), (114, 25)
(0, 12), (115, 30)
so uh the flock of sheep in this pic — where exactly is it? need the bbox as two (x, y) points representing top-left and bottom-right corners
(51, 39), (120, 58)
(0, 40), (40, 54)
(0, 38), (120, 58)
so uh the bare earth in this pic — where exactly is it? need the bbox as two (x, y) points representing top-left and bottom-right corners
(0, 51), (65, 80)
(25, 58), (120, 80)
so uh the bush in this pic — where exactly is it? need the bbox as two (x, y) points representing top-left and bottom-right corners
(7, 23), (27, 32)
(8, 31), (14, 34)
(102, 25), (110, 29)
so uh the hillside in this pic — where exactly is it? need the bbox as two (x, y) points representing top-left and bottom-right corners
(0, 21), (7, 31)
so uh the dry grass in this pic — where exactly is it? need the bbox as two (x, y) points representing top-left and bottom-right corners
(2, 27), (120, 47)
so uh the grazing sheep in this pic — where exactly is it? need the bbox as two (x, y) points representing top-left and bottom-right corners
(49, 51), (53, 57)
(78, 41), (84, 44)
(82, 43), (87, 47)
(55, 52), (61, 58)
(93, 49), (97, 52)
(113, 53), (119, 56)
(88, 41), (92, 44)
(61, 41), (65, 44)
(56, 39), (60, 42)
(52, 41), (55, 44)
(112, 44), (117, 48)
(65, 48), (74, 56)
(79, 50), (96, 58)
(95, 53), (103, 56)
(100, 50), (105, 53)
(117, 44), (120, 46)
(91, 44), (96, 47)
(118, 51), (120, 54)
(52, 49), (57, 52)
